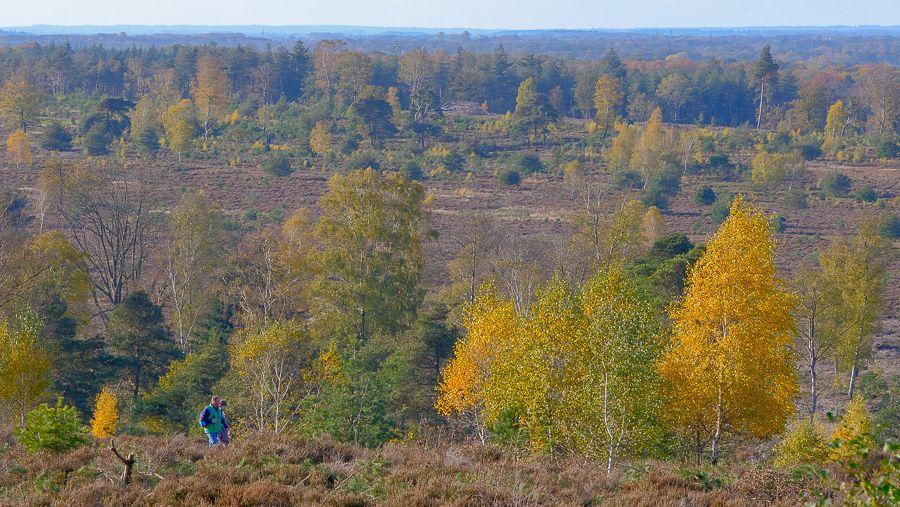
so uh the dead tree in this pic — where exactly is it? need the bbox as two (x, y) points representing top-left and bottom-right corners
(110, 440), (136, 485)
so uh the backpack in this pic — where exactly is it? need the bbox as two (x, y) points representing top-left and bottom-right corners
(198, 407), (210, 427)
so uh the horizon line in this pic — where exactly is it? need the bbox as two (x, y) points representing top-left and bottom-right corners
(3, 23), (899, 33)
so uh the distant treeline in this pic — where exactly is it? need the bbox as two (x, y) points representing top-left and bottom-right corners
(0, 28), (898, 64)
(0, 39), (896, 132)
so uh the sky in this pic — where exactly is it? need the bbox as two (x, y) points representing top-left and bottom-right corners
(2, 0), (899, 30)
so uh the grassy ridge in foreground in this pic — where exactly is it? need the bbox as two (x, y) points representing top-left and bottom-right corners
(0, 431), (857, 506)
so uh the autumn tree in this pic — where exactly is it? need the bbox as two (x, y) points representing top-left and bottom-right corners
(823, 100), (849, 153)
(438, 269), (665, 472)
(593, 76), (624, 141)
(750, 151), (804, 189)
(791, 262), (842, 417)
(606, 122), (640, 173)
(0, 72), (44, 132)
(230, 320), (317, 433)
(630, 108), (681, 208)
(89, 387), (117, 438)
(659, 196), (797, 464)
(222, 209), (317, 328)
(314, 169), (431, 344)
(642, 206), (667, 246)
(161, 99), (197, 159)
(574, 269), (664, 472)
(630, 107), (671, 179)
(820, 218), (890, 399)
(191, 55), (231, 140)
(6, 129), (32, 167)
(163, 191), (225, 353)
(857, 64), (898, 137)
(436, 288), (519, 443)
(831, 395), (876, 460)
(0, 312), (51, 426)
(751, 45), (779, 130)
(309, 121), (333, 158)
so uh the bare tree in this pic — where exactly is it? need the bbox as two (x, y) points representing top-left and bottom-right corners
(42, 160), (153, 322)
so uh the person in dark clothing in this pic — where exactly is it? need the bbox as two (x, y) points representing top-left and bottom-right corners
(219, 400), (230, 445)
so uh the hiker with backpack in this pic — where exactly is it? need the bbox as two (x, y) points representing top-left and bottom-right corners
(198, 396), (226, 446)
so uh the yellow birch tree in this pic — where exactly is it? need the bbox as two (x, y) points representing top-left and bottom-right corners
(659, 195), (797, 464)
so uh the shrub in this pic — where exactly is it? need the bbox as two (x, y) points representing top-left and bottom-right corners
(82, 123), (111, 156)
(347, 150), (381, 171)
(16, 399), (89, 453)
(873, 137), (898, 159)
(428, 146), (466, 172)
(498, 169), (521, 185)
(612, 170), (644, 190)
(137, 127), (160, 155)
(784, 187), (808, 209)
(751, 151), (804, 188)
(641, 167), (681, 209)
(819, 170), (852, 197)
(709, 194), (733, 224)
(769, 214), (787, 233)
(878, 214), (899, 239)
(512, 152), (544, 174)
(648, 233), (694, 260)
(40, 122), (72, 151)
(401, 161), (424, 181)
(693, 186), (716, 205)
(854, 186), (877, 203)
(262, 153), (293, 177)
(773, 420), (830, 469)
(831, 395), (876, 461)
(795, 142), (822, 160)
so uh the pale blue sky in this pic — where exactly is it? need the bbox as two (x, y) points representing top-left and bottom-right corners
(3, 0), (898, 29)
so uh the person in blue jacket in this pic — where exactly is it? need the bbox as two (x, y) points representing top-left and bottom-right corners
(198, 396), (225, 446)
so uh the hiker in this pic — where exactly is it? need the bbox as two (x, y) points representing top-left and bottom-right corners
(219, 400), (230, 445)
(199, 396), (225, 446)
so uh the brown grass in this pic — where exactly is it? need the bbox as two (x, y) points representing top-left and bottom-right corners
(0, 431), (835, 506)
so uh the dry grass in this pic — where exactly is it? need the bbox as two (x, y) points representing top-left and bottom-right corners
(0, 431), (833, 506)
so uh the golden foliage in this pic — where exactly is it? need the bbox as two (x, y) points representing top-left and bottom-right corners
(773, 419), (829, 469)
(309, 121), (333, 156)
(593, 76), (623, 135)
(0, 315), (51, 424)
(750, 150), (804, 188)
(191, 55), (231, 137)
(90, 387), (118, 438)
(831, 395), (876, 460)
(606, 121), (640, 173)
(161, 99), (197, 157)
(642, 206), (666, 246)
(659, 196), (798, 459)
(438, 269), (664, 468)
(6, 129), (32, 167)
(436, 289), (518, 418)
(823, 99), (848, 153)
